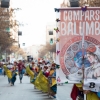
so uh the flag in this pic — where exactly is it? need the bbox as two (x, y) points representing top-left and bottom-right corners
(39, 71), (49, 92)
(34, 72), (42, 90)
(26, 66), (34, 83)
(3, 65), (12, 79)
(34, 71), (49, 92)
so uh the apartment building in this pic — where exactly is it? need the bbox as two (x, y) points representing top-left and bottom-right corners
(46, 23), (56, 44)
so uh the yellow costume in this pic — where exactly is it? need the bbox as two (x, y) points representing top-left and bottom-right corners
(75, 83), (99, 100)
(49, 70), (56, 86)
(26, 66), (34, 82)
(3, 65), (12, 79)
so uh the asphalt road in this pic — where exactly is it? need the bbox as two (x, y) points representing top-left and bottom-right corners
(0, 75), (73, 100)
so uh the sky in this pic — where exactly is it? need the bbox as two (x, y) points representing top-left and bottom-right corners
(11, 0), (63, 47)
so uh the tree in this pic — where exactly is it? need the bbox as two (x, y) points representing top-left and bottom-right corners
(61, 0), (69, 7)
(79, 0), (100, 6)
(61, 0), (100, 7)
(38, 43), (56, 57)
(7, 45), (26, 59)
(17, 48), (27, 59)
(9, 45), (19, 53)
(0, 8), (19, 53)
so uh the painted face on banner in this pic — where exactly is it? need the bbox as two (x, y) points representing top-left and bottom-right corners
(86, 53), (95, 63)
(64, 41), (92, 73)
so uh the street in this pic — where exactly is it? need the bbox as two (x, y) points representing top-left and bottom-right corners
(0, 75), (73, 100)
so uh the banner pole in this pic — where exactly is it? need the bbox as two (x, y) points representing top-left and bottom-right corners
(81, 7), (87, 100)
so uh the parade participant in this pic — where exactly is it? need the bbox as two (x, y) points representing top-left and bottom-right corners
(71, 84), (79, 100)
(26, 64), (35, 83)
(48, 63), (57, 98)
(22, 61), (26, 74)
(11, 62), (17, 75)
(3, 63), (12, 85)
(31, 62), (35, 72)
(28, 62), (39, 88)
(7, 61), (18, 86)
(37, 64), (41, 72)
(35, 64), (40, 74)
(6, 63), (12, 84)
(42, 60), (46, 65)
(38, 60), (44, 70)
(43, 66), (50, 77)
(17, 60), (25, 83)
(28, 63), (33, 71)
(31, 62), (39, 76)
(32, 62), (35, 67)
(10, 72), (18, 86)
(70, 83), (100, 100)
(7, 62), (12, 70)
(4, 62), (18, 86)
(71, 84), (84, 100)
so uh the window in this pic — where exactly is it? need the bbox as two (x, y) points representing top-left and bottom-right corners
(49, 31), (53, 35)
(23, 43), (25, 46)
(50, 38), (53, 45)
(1, 0), (10, 8)
(69, 0), (79, 7)
(18, 31), (22, 36)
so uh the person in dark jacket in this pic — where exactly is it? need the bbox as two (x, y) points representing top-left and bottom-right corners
(17, 60), (25, 83)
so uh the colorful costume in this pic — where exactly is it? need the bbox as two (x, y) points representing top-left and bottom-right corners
(49, 69), (57, 94)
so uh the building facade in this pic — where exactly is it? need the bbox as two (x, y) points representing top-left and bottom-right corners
(46, 24), (56, 44)
(45, 23), (56, 61)
(24, 45), (45, 60)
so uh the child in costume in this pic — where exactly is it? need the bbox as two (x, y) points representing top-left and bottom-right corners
(48, 63), (57, 99)
(3, 64), (17, 86)
(43, 66), (50, 78)
(11, 62), (17, 75)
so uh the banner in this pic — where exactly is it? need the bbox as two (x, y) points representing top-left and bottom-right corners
(58, 7), (100, 91)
